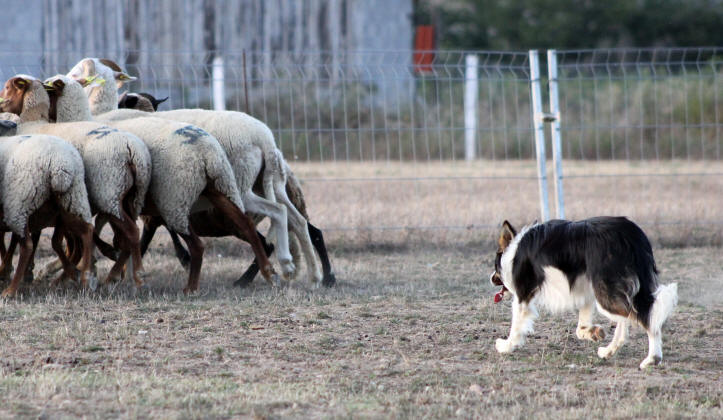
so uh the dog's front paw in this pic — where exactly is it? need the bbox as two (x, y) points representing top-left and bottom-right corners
(496, 338), (515, 353)
(597, 346), (613, 359)
(639, 355), (662, 369)
(577, 325), (606, 342)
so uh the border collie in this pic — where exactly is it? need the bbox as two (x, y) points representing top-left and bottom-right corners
(489, 217), (678, 369)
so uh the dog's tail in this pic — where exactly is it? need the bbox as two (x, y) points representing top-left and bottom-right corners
(649, 282), (678, 332)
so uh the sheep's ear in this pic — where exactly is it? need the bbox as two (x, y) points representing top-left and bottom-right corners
(152, 96), (168, 110)
(44, 79), (66, 94)
(115, 71), (137, 82)
(13, 77), (31, 90)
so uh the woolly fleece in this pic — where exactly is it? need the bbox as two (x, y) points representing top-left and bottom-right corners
(0, 134), (91, 235)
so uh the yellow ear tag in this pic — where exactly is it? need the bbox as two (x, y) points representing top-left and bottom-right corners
(0, 97), (5, 103)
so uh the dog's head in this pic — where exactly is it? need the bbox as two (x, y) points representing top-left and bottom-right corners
(489, 220), (516, 287)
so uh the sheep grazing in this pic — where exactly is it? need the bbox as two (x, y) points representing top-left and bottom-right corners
(0, 132), (95, 297)
(65, 59), (282, 292)
(70, 57), (299, 284)
(0, 74), (152, 287)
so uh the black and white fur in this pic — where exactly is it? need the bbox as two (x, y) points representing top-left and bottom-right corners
(489, 217), (678, 369)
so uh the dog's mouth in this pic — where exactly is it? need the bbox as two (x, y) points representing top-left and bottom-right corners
(494, 286), (507, 303)
(489, 271), (507, 303)
(489, 271), (503, 286)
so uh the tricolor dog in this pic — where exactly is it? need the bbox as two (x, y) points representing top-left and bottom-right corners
(489, 217), (678, 369)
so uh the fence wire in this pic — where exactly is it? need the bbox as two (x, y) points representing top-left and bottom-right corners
(0, 48), (720, 245)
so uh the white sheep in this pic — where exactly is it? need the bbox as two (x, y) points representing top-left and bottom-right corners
(64, 60), (284, 292)
(0, 131), (95, 297)
(1, 74), (152, 287)
(121, 90), (340, 287)
(72, 58), (321, 285)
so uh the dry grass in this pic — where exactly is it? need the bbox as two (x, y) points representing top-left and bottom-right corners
(0, 240), (721, 419)
(293, 160), (723, 247)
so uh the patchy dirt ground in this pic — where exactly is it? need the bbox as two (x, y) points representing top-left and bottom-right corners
(0, 242), (721, 419)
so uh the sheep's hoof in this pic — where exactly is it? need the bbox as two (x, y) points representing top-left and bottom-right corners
(280, 261), (296, 279)
(270, 274), (283, 288)
(23, 269), (34, 284)
(182, 287), (199, 295)
(234, 273), (255, 288)
(0, 265), (13, 282)
(322, 272), (337, 288)
(86, 274), (99, 291)
(1, 287), (17, 298)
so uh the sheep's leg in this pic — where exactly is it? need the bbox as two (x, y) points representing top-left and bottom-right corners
(107, 211), (144, 288)
(176, 226), (204, 294)
(235, 232), (275, 287)
(139, 216), (163, 257)
(274, 184), (322, 285)
(61, 214), (96, 290)
(204, 190), (279, 287)
(93, 232), (118, 261)
(24, 232), (40, 284)
(0, 233), (18, 282)
(0, 232), (6, 260)
(50, 227), (78, 287)
(288, 232), (302, 281)
(103, 222), (130, 285)
(242, 191), (294, 277)
(168, 230), (191, 270)
(307, 222), (336, 287)
(1, 231), (32, 297)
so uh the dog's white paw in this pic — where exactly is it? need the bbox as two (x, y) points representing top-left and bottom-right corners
(577, 325), (606, 342)
(597, 346), (613, 359)
(639, 355), (662, 369)
(495, 338), (514, 353)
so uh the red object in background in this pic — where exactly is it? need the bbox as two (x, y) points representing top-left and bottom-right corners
(414, 25), (435, 73)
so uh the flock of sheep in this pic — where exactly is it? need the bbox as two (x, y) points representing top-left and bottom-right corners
(0, 58), (335, 297)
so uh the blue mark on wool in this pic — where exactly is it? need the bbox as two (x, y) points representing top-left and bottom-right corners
(174, 125), (208, 144)
(87, 127), (119, 139)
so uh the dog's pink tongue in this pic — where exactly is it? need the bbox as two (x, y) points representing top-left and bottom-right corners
(494, 287), (506, 303)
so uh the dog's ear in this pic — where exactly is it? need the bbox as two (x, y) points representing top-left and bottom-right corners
(498, 220), (517, 250)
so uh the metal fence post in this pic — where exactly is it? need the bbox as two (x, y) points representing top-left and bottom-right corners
(529, 50), (551, 221)
(547, 49), (565, 219)
(212, 55), (225, 111)
(464, 54), (478, 161)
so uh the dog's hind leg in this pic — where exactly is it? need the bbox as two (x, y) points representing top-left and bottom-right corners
(597, 319), (628, 359)
(576, 302), (606, 342)
(496, 297), (538, 353)
(640, 325), (663, 369)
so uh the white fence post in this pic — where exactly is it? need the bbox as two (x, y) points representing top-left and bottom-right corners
(547, 49), (565, 219)
(464, 54), (478, 161)
(212, 55), (225, 111)
(529, 50), (550, 221)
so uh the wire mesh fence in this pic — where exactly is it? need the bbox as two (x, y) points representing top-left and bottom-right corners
(0, 47), (720, 246)
(552, 48), (722, 245)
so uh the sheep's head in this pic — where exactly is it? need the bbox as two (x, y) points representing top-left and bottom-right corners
(43, 76), (68, 122)
(68, 58), (136, 90)
(0, 76), (33, 115)
(44, 74), (94, 123)
(0, 75), (49, 121)
(118, 91), (167, 112)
